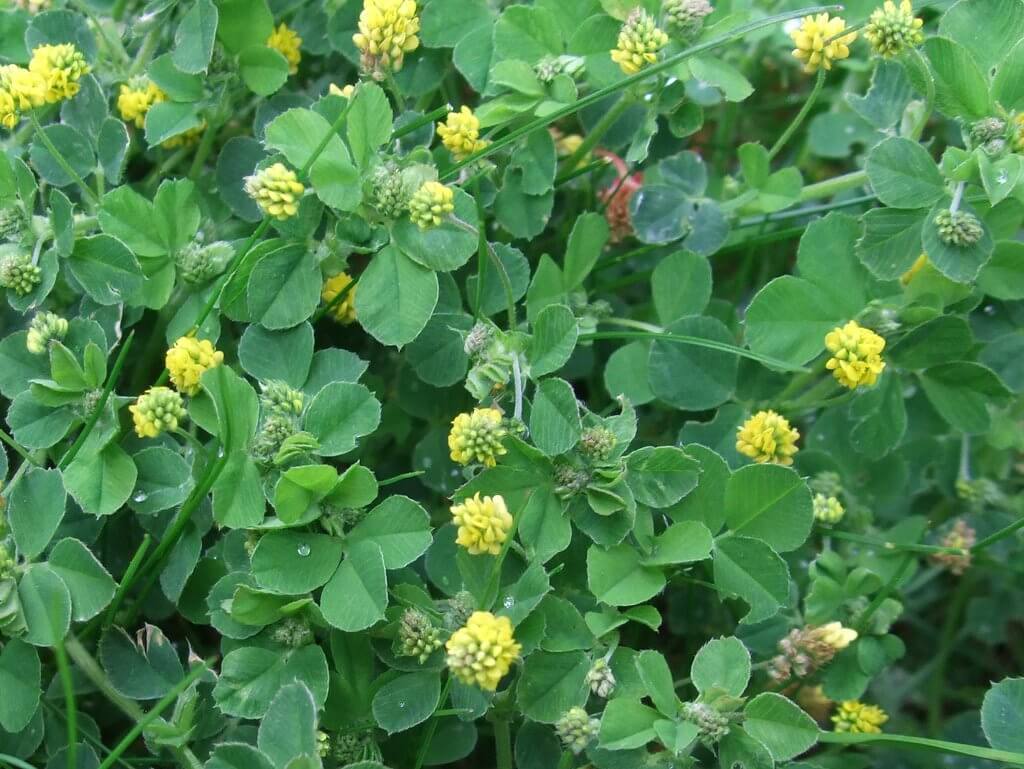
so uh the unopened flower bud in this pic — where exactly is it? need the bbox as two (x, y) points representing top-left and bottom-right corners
(664, 0), (713, 39)
(931, 519), (975, 576)
(0, 253), (41, 295)
(555, 707), (600, 754)
(397, 608), (443, 663)
(579, 426), (616, 461)
(681, 702), (731, 741)
(261, 380), (305, 418)
(270, 616), (314, 647)
(25, 311), (67, 354)
(586, 659), (616, 698)
(934, 209), (984, 247)
(611, 8), (668, 75)
(368, 162), (413, 219)
(813, 493), (845, 524)
(176, 241), (231, 285)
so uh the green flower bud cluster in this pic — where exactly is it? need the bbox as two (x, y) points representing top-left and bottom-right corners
(325, 730), (375, 766)
(534, 54), (585, 83)
(970, 117), (1010, 156)
(0, 574), (26, 637)
(579, 426), (616, 461)
(681, 701), (731, 741)
(554, 462), (591, 498)
(809, 470), (842, 498)
(261, 380), (305, 418)
(813, 493), (845, 524)
(863, 0), (924, 58)
(176, 241), (232, 285)
(0, 544), (14, 579)
(555, 707), (600, 755)
(320, 505), (369, 537)
(664, 0), (714, 39)
(367, 162), (414, 219)
(934, 209), (984, 247)
(397, 608), (443, 663)
(26, 311), (68, 355)
(250, 414), (298, 466)
(0, 253), (41, 296)
(270, 616), (314, 648)
(955, 478), (1005, 511)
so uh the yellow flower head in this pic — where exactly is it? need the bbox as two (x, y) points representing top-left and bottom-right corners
(28, 43), (90, 103)
(329, 83), (355, 98)
(813, 493), (845, 524)
(448, 407), (507, 467)
(117, 76), (166, 129)
(832, 700), (888, 734)
(245, 162), (305, 220)
(14, 0), (51, 12)
(864, 0), (924, 58)
(321, 272), (357, 324)
(611, 8), (668, 75)
(437, 106), (488, 161)
(161, 121), (206, 149)
(815, 621), (858, 651)
(0, 64), (46, 112)
(445, 611), (521, 691)
(352, 0), (420, 76)
(166, 336), (224, 396)
(408, 180), (454, 229)
(789, 13), (856, 73)
(900, 253), (929, 286)
(0, 88), (18, 130)
(267, 22), (302, 75)
(129, 386), (187, 438)
(451, 493), (513, 556)
(736, 409), (799, 465)
(825, 320), (886, 389)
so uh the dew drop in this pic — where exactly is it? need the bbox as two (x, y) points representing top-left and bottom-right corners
(133, 491), (148, 503)
(297, 544), (311, 557)
(398, 701), (406, 709)
(503, 596), (515, 609)
(997, 170), (1009, 184)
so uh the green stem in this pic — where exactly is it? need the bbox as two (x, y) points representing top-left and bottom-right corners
(828, 529), (964, 557)
(0, 428), (40, 468)
(127, 28), (161, 78)
(972, 516), (1024, 553)
(817, 730), (1024, 766)
(312, 274), (357, 322)
(124, 443), (227, 623)
(767, 68), (826, 161)
(101, 534), (153, 630)
(554, 156), (612, 186)
(494, 717), (513, 769)
(798, 170), (868, 203)
(29, 112), (99, 205)
(64, 637), (146, 722)
(907, 47), (935, 141)
(559, 93), (633, 174)
(454, 216), (516, 330)
(96, 661), (212, 769)
(854, 554), (914, 634)
(441, 4), (842, 180)
(557, 751), (574, 769)
(54, 641), (77, 769)
(580, 329), (810, 372)
(187, 116), (222, 179)
(927, 572), (973, 736)
(0, 755), (39, 769)
(412, 678), (452, 769)
(378, 470), (426, 487)
(59, 331), (135, 470)
(392, 104), (452, 141)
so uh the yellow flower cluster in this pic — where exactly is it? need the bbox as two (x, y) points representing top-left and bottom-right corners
(437, 106), (488, 161)
(864, 0), (924, 58)
(329, 83), (355, 98)
(0, 63), (45, 128)
(445, 611), (521, 691)
(825, 320), (886, 389)
(29, 43), (91, 103)
(815, 621), (858, 651)
(408, 181), (454, 229)
(352, 0), (420, 75)
(448, 407), (507, 467)
(611, 8), (668, 75)
(451, 493), (513, 556)
(267, 22), (302, 75)
(813, 493), (845, 524)
(162, 122), (205, 149)
(165, 336), (224, 396)
(129, 386), (187, 438)
(117, 77), (166, 128)
(789, 13), (856, 73)
(832, 700), (888, 734)
(321, 272), (357, 324)
(244, 162), (305, 220)
(736, 410), (799, 465)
